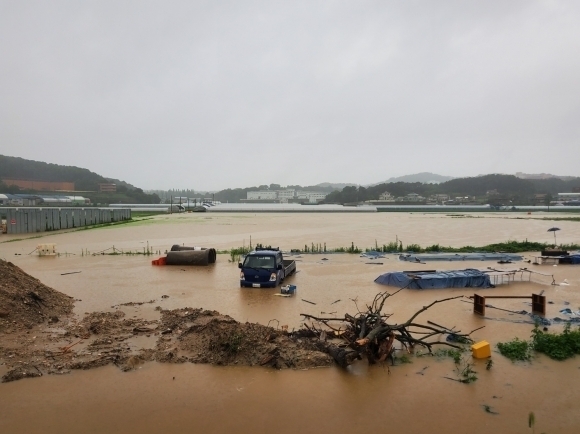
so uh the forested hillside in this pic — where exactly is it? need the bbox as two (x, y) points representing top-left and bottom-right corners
(324, 174), (580, 204)
(0, 155), (107, 191)
(0, 155), (160, 204)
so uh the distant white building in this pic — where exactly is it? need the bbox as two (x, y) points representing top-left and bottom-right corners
(402, 193), (424, 202)
(379, 192), (395, 201)
(277, 189), (296, 202)
(246, 189), (327, 203)
(296, 191), (327, 203)
(429, 194), (449, 203)
(247, 191), (277, 200)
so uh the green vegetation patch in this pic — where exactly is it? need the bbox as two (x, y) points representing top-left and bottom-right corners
(432, 347), (470, 363)
(498, 324), (580, 362)
(285, 238), (580, 254)
(532, 323), (580, 361)
(364, 239), (580, 253)
(228, 246), (253, 263)
(397, 354), (413, 364)
(296, 242), (361, 254)
(497, 338), (532, 361)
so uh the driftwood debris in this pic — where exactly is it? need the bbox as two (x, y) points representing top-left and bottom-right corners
(299, 290), (478, 368)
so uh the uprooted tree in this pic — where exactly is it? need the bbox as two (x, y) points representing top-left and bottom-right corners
(298, 290), (481, 368)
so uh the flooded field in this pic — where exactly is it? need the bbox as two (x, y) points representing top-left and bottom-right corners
(1, 212), (580, 433)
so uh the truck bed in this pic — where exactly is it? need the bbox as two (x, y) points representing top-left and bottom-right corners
(283, 259), (296, 276)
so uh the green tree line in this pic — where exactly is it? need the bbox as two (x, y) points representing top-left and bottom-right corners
(323, 174), (580, 204)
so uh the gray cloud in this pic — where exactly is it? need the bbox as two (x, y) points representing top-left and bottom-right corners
(1, 1), (579, 190)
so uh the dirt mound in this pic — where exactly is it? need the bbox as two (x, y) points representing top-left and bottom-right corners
(1, 303), (333, 383)
(156, 308), (332, 369)
(0, 259), (74, 332)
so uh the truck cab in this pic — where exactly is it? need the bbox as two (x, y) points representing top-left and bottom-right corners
(238, 248), (296, 288)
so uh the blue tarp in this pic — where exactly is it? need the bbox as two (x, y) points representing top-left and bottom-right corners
(399, 253), (522, 262)
(374, 268), (493, 290)
(560, 254), (580, 265)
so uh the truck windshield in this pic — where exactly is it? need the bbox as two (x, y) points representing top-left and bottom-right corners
(244, 256), (275, 269)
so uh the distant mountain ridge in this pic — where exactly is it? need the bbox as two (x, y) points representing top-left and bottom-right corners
(324, 173), (580, 205)
(370, 172), (454, 185)
(4, 154), (579, 206)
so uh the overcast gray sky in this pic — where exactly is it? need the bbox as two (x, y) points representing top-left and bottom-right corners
(1, 1), (579, 191)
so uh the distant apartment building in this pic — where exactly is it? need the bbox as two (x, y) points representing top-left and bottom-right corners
(99, 183), (117, 193)
(2, 178), (75, 191)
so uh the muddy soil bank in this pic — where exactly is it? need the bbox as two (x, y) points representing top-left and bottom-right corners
(0, 259), (73, 332)
(0, 258), (332, 382)
(1, 304), (333, 383)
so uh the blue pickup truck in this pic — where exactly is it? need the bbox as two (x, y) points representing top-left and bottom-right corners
(238, 248), (296, 288)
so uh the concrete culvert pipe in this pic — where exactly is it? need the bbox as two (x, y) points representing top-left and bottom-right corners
(165, 249), (217, 266)
(170, 245), (207, 251)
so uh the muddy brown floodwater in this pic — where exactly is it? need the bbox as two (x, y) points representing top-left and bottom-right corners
(1, 212), (580, 433)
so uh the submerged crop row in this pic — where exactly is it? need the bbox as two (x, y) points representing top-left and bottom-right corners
(221, 239), (580, 256)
